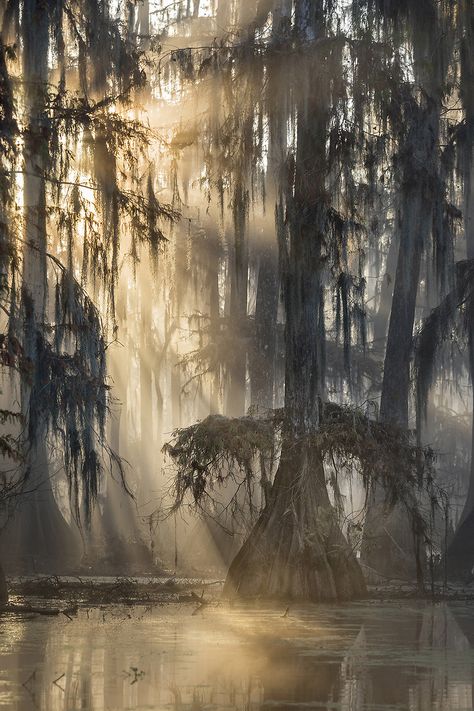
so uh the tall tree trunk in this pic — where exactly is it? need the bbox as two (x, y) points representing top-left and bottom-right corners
(226, 183), (249, 417)
(4, 0), (79, 572)
(361, 0), (454, 585)
(249, 244), (278, 411)
(445, 3), (474, 578)
(137, 0), (150, 46)
(139, 280), (154, 486)
(247, 0), (285, 414)
(362, 101), (440, 581)
(372, 233), (399, 346)
(208, 229), (221, 415)
(225, 0), (365, 600)
(89, 342), (148, 573)
(0, 558), (7, 606)
(445, 227), (474, 578)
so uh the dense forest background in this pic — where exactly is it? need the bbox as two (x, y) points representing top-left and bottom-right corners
(0, 0), (474, 603)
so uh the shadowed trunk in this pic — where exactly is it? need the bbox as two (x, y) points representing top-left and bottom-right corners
(444, 3), (474, 579)
(373, 233), (399, 345)
(0, 559), (7, 606)
(446, 285), (474, 579)
(208, 229), (221, 415)
(225, 440), (365, 600)
(1, 464), (80, 572)
(5, 0), (80, 571)
(85, 343), (149, 574)
(225, 0), (366, 600)
(361, 151), (432, 579)
(249, 243), (278, 411)
(362, 18), (442, 579)
(139, 279), (155, 494)
(227, 182), (249, 417)
(361, 108), (438, 580)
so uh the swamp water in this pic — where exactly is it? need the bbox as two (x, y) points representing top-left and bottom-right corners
(1, 600), (474, 710)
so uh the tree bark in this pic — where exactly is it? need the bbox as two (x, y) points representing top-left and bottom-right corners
(362, 101), (440, 581)
(225, 441), (365, 600)
(249, 244), (278, 411)
(208, 229), (221, 415)
(139, 279), (155, 490)
(444, 5), (474, 576)
(5, 0), (80, 571)
(226, 182), (249, 417)
(225, 0), (365, 601)
(372, 233), (399, 346)
(0, 559), (8, 607)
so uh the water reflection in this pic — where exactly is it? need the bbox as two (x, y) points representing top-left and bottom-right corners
(1, 601), (474, 710)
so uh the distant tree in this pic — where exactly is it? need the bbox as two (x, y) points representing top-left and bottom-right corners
(0, 0), (176, 569)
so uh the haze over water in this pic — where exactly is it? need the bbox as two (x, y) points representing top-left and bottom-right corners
(1, 600), (474, 711)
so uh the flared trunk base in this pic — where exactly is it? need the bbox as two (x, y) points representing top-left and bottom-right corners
(444, 510), (474, 582)
(224, 442), (366, 602)
(361, 500), (418, 583)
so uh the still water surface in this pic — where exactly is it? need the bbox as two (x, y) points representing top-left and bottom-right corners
(1, 600), (474, 710)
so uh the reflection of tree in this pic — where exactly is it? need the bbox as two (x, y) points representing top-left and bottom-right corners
(260, 645), (343, 709)
(222, 610), (362, 710)
(7, 612), (50, 710)
(5, 604), (474, 711)
(340, 626), (369, 710)
(448, 604), (474, 711)
(348, 604), (474, 710)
